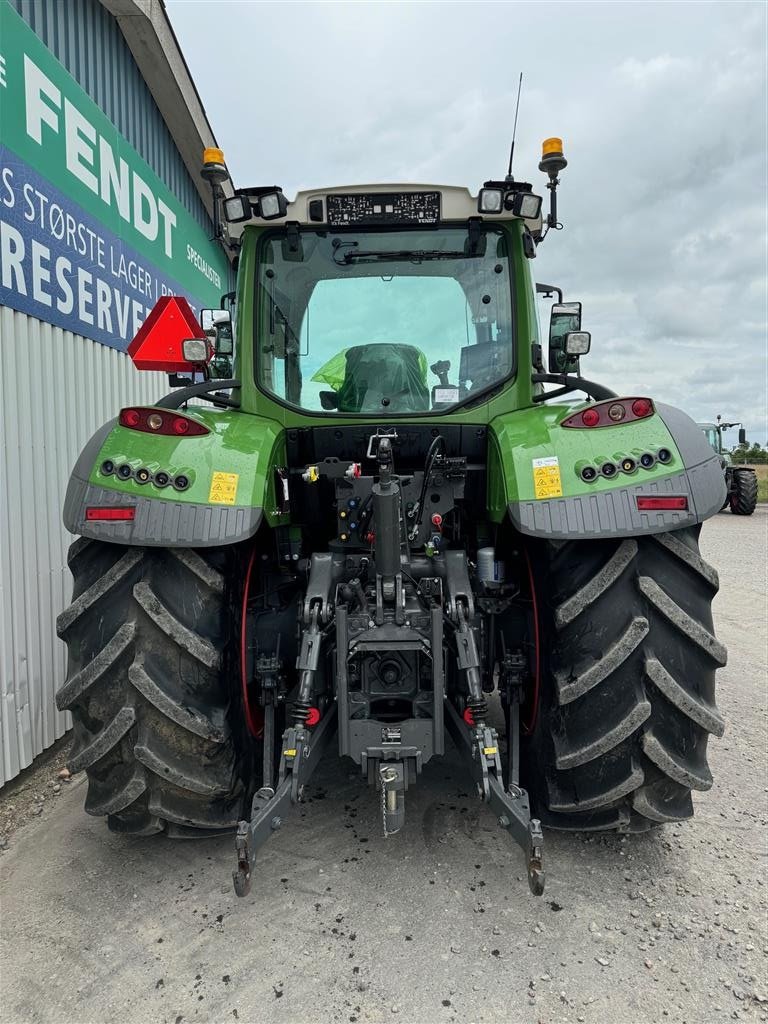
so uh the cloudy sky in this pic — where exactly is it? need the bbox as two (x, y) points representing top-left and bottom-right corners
(169, 0), (767, 442)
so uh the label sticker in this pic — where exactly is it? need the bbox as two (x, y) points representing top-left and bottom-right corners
(208, 471), (239, 505)
(434, 387), (460, 404)
(532, 456), (563, 499)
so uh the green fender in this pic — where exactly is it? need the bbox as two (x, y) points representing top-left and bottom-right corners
(63, 406), (288, 547)
(488, 399), (725, 539)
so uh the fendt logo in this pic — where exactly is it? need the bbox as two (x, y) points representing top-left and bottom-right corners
(23, 55), (178, 260)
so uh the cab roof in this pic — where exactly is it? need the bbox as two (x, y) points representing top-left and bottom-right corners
(230, 182), (543, 234)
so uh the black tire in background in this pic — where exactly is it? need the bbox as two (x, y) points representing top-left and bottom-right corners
(730, 468), (758, 516)
(521, 526), (726, 832)
(56, 539), (256, 836)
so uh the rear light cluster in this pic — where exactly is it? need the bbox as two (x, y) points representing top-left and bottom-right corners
(562, 398), (655, 429)
(578, 447), (672, 483)
(101, 460), (190, 490)
(119, 407), (209, 436)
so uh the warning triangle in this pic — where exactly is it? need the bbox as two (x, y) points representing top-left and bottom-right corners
(128, 296), (206, 372)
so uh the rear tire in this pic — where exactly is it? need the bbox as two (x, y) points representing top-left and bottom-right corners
(56, 539), (252, 836)
(522, 527), (726, 832)
(729, 469), (758, 515)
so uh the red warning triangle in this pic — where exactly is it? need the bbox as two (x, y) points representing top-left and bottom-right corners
(127, 296), (205, 372)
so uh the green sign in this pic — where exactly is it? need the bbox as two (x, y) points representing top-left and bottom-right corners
(0, 2), (230, 349)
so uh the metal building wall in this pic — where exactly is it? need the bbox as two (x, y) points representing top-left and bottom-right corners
(9, 0), (211, 230)
(0, 0), (221, 784)
(0, 309), (167, 785)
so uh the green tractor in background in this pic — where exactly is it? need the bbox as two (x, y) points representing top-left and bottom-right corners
(698, 417), (758, 516)
(57, 140), (727, 897)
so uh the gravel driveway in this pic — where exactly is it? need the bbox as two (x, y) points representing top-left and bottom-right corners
(1, 509), (766, 1024)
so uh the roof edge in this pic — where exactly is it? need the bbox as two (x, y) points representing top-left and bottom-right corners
(97, 0), (232, 219)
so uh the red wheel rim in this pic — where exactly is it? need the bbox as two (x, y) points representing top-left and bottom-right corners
(521, 547), (541, 735)
(240, 545), (264, 738)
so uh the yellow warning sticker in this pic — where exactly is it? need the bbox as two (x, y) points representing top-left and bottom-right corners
(532, 456), (563, 499)
(209, 471), (239, 505)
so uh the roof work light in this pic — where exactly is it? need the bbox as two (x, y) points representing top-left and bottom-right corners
(223, 195), (252, 223)
(478, 188), (504, 213)
(258, 191), (288, 220)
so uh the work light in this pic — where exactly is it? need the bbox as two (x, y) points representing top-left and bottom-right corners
(478, 188), (503, 213)
(565, 331), (591, 355)
(259, 191), (288, 219)
(182, 338), (211, 363)
(223, 195), (252, 222)
(511, 192), (542, 219)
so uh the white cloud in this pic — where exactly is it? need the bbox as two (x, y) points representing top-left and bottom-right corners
(168, 0), (767, 441)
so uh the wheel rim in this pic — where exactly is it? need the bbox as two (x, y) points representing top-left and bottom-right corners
(240, 544), (265, 738)
(521, 547), (541, 735)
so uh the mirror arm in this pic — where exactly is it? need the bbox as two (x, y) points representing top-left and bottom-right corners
(536, 282), (563, 303)
(531, 373), (617, 404)
(156, 379), (241, 410)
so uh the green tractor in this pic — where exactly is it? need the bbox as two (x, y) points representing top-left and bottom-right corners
(698, 417), (758, 516)
(57, 140), (727, 897)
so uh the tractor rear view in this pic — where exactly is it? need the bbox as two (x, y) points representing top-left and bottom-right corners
(57, 140), (727, 896)
(698, 417), (758, 516)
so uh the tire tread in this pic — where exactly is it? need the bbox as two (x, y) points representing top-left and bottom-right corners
(525, 527), (725, 832)
(56, 540), (245, 837)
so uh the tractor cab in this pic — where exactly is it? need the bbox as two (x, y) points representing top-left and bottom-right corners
(699, 422), (723, 455)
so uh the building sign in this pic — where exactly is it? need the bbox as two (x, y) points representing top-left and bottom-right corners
(0, 2), (230, 350)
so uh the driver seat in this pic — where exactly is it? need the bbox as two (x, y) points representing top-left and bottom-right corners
(337, 343), (429, 412)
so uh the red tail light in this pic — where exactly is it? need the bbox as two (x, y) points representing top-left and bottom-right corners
(86, 507), (136, 521)
(581, 408), (600, 427)
(119, 407), (209, 436)
(562, 398), (655, 429)
(636, 496), (688, 511)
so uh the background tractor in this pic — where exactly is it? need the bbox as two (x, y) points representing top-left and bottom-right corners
(57, 140), (727, 896)
(698, 417), (758, 516)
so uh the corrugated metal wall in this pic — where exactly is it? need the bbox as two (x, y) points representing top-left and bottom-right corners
(0, 308), (167, 784)
(9, 0), (211, 230)
(0, 0), (222, 784)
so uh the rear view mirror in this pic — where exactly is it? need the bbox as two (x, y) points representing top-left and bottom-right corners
(549, 301), (583, 374)
(738, 427), (747, 445)
(200, 308), (234, 376)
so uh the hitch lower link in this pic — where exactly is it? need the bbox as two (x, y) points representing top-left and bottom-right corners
(444, 699), (545, 896)
(233, 703), (338, 897)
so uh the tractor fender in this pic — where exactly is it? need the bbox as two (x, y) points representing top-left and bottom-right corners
(63, 409), (286, 547)
(492, 400), (726, 540)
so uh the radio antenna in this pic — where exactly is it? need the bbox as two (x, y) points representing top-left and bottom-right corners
(506, 73), (524, 180)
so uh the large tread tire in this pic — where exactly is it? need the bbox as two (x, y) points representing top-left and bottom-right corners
(56, 539), (248, 836)
(729, 469), (758, 516)
(522, 526), (726, 833)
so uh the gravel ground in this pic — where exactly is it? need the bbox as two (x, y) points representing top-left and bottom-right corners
(1, 509), (766, 1024)
(0, 735), (71, 844)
